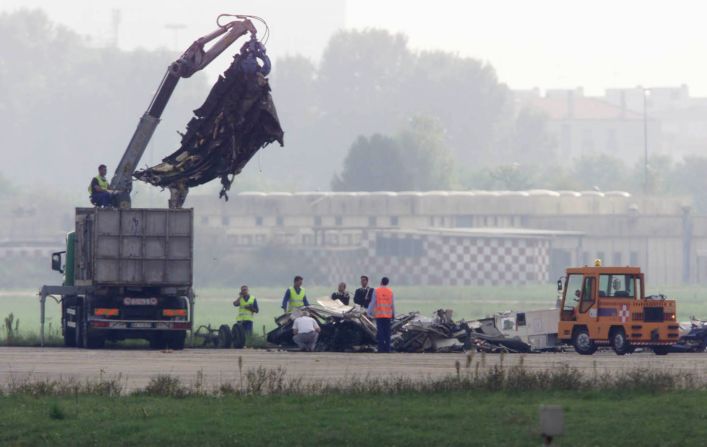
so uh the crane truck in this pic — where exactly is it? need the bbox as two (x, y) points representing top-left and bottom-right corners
(38, 16), (270, 349)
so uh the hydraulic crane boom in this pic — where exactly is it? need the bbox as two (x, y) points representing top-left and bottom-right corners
(110, 17), (257, 208)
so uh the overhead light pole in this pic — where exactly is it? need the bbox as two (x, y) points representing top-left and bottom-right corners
(641, 86), (651, 195)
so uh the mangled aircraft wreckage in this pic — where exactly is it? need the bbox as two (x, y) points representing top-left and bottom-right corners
(134, 16), (283, 208)
(265, 298), (560, 353)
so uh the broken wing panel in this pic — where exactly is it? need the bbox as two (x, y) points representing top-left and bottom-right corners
(134, 52), (284, 200)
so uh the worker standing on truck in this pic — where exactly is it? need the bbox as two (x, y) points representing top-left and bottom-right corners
(281, 275), (309, 313)
(368, 277), (395, 353)
(89, 164), (112, 207)
(353, 275), (373, 309)
(233, 285), (259, 335)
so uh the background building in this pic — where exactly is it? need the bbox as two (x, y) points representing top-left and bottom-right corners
(190, 190), (699, 286)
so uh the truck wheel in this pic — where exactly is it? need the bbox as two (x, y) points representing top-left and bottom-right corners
(149, 332), (167, 349)
(610, 329), (631, 355)
(86, 335), (105, 349)
(83, 323), (105, 349)
(653, 346), (670, 356)
(232, 324), (246, 349)
(217, 325), (232, 348)
(167, 331), (186, 350)
(64, 323), (76, 347)
(82, 321), (105, 349)
(75, 304), (85, 348)
(572, 328), (597, 355)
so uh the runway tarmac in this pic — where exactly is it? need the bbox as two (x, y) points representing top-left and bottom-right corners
(3, 347), (706, 391)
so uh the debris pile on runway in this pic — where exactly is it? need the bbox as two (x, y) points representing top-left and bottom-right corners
(392, 309), (468, 353)
(673, 317), (707, 352)
(267, 298), (377, 352)
(265, 300), (541, 353)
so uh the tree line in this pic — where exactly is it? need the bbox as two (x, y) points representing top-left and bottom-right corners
(2, 10), (706, 212)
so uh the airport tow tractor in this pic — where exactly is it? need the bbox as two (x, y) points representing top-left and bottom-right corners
(557, 260), (680, 355)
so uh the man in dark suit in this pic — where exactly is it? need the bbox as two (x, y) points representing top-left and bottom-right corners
(353, 275), (373, 309)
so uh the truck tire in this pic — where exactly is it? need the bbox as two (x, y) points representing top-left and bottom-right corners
(653, 346), (670, 355)
(167, 331), (186, 350)
(82, 320), (105, 349)
(610, 328), (631, 355)
(232, 324), (246, 349)
(62, 300), (77, 347)
(572, 328), (597, 355)
(63, 311), (76, 347)
(63, 327), (76, 347)
(75, 304), (85, 348)
(217, 325), (232, 348)
(86, 335), (105, 349)
(149, 332), (167, 350)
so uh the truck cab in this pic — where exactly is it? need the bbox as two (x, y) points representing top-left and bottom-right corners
(557, 262), (679, 355)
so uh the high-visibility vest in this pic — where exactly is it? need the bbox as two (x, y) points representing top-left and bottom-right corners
(287, 287), (306, 312)
(89, 175), (109, 194)
(237, 295), (256, 322)
(374, 287), (394, 318)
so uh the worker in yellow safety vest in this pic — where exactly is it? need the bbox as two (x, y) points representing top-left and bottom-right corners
(233, 285), (259, 335)
(367, 277), (395, 353)
(89, 164), (112, 207)
(281, 275), (309, 313)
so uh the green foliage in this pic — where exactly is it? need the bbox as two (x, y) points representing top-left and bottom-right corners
(0, 10), (208, 193)
(489, 163), (536, 190)
(0, 12), (551, 193)
(3, 313), (17, 343)
(0, 172), (13, 196)
(672, 155), (707, 212)
(2, 365), (707, 446)
(635, 154), (674, 194)
(507, 108), (558, 164)
(332, 116), (455, 191)
(2, 362), (702, 398)
(266, 28), (520, 189)
(6, 374), (124, 397)
(396, 116), (456, 190)
(570, 153), (630, 191)
(48, 402), (66, 420)
(138, 375), (188, 398)
(331, 134), (406, 191)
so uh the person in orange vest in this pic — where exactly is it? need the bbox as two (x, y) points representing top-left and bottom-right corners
(367, 277), (395, 353)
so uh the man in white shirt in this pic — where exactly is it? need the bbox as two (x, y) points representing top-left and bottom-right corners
(292, 311), (321, 352)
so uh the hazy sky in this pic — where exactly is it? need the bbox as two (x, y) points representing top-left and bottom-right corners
(3, 0), (707, 95)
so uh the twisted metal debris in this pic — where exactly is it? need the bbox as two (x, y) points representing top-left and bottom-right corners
(134, 37), (284, 207)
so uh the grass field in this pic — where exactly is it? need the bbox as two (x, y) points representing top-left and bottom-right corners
(1, 389), (706, 446)
(3, 284), (707, 343)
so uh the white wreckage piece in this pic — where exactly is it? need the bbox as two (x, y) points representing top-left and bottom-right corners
(467, 308), (561, 353)
(267, 298), (563, 353)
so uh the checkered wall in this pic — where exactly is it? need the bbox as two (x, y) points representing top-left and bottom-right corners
(306, 231), (551, 286)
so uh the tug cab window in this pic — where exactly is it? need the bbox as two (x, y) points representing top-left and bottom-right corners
(579, 277), (595, 313)
(599, 274), (636, 298)
(564, 274), (583, 310)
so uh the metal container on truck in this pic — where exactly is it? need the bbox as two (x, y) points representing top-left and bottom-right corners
(74, 207), (193, 288)
(41, 207), (195, 349)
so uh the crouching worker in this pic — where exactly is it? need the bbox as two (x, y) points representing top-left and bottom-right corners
(233, 285), (259, 335)
(292, 310), (320, 352)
